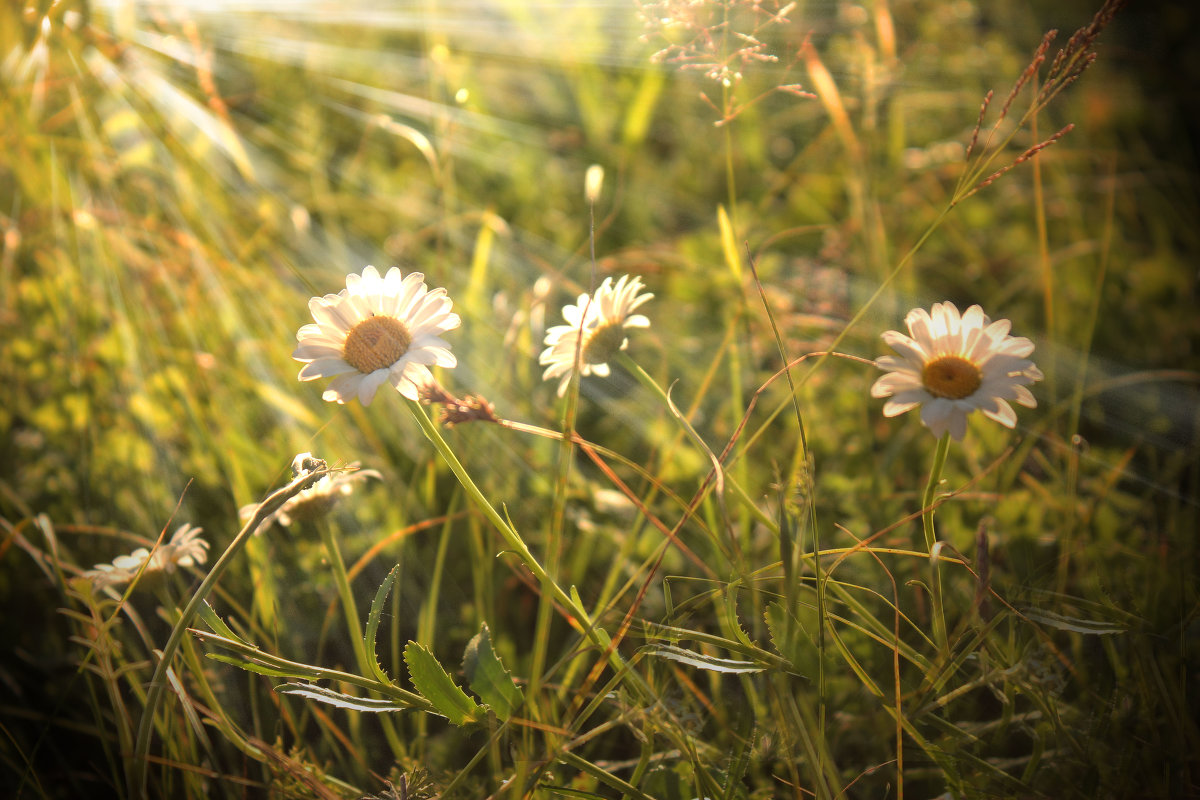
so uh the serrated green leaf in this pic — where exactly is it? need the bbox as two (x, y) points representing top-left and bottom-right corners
(275, 683), (410, 713)
(639, 643), (764, 674)
(722, 585), (754, 650)
(763, 600), (805, 669)
(195, 600), (245, 644)
(365, 564), (400, 685)
(462, 623), (521, 721)
(404, 641), (483, 725)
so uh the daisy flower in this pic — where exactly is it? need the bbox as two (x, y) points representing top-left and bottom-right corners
(85, 524), (209, 588)
(239, 460), (382, 531)
(293, 265), (460, 405)
(539, 274), (653, 397)
(871, 301), (1043, 441)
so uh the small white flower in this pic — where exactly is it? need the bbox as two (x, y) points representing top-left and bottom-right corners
(539, 274), (653, 397)
(871, 301), (1043, 441)
(293, 265), (460, 405)
(239, 462), (382, 531)
(85, 524), (209, 588)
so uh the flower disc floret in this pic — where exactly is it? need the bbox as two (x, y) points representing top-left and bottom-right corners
(293, 265), (460, 405)
(539, 274), (653, 397)
(871, 301), (1043, 441)
(581, 321), (629, 365)
(342, 315), (413, 374)
(921, 355), (983, 399)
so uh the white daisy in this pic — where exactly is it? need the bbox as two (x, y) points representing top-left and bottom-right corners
(871, 301), (1043, 441)
(293, 265), (460, 405)
(85, 524), (209, 588)
(238, 461), (382, 531)
(539, 274), (653, 397)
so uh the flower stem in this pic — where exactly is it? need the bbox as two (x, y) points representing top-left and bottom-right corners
(922, 433), (952, 654)
(131, 461), (331, 799)
(921, 433), (951, 552)
(315, 518), (407, 759)
(404, 398), (639, 691)
(617, 353), (716, 477)
(316, 519), (368, 667)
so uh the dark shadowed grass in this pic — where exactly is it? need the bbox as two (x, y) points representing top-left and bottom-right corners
(1, 0), (1197, 798)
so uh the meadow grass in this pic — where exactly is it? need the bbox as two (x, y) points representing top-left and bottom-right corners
(2, 0), (1198, 798)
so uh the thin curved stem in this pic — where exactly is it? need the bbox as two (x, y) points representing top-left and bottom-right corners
(131, 460), (331, 799)
(921, 433), (952, 553)
(921, 433), (952, 655)
(403, 398), (644, 697)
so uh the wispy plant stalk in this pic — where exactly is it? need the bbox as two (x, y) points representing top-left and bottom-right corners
(131, 460), (333, 799)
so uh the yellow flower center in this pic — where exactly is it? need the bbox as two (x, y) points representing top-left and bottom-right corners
(921, 355), (983, 399)
(343, 315), (412, 374)
(582, 322), (626, 364)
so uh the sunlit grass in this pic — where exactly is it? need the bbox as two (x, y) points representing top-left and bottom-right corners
(2, 0), (1197, 798)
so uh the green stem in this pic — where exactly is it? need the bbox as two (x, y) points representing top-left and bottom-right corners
(404, 398), (640, 693)
(922, 433), (952, 654)
(316, 519), (407, 760)
(921, 433), (951, 552)
(131, 461), (332, 799)
(316, 519), (368, 669)
(617, 353), (716, 480)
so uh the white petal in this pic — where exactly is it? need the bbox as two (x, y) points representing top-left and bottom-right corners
(873, 354), (919, 374)
(980, 397), (1017, 428)
(871, 372), (923, 398)
(880, 330), (927, 365)
(1012, 384), (1037, 408)
(357, 369), (390, 405)
(919, 398), (963, 440)
(298, 358), (357, 380)
(311, 297), (358, 333)
(323, 373), (363, 404)
(882, 398), (921, 417)
(293, 343), (345, 361)
(960, 304), (987, 334)
(983, 317), (1012, 340)
(888, 387), (933, 408)
(408, 299), (452, 331)
(395, 363), (433, 400)
(542, 360), (572, 380)
(390, 274), (427, 318)
(996, 335), (1036, 358)
(296, 323), (337, 344)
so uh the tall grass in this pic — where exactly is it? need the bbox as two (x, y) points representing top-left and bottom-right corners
(2, 0), (1197, 798)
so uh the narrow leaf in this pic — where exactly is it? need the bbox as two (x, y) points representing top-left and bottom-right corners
(462, 623), (522, 721)
(404, 641), (483, 725)
(639, 643), (764, 674)
(275, 683), (411, 713)
(717, 204), (743, 279)
(205, 653), (319, 680)
(826, 625), (884, 697)
(1020, 608), (1127, 635)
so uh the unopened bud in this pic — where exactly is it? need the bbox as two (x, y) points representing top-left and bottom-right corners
(584, 164), (604, 204)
